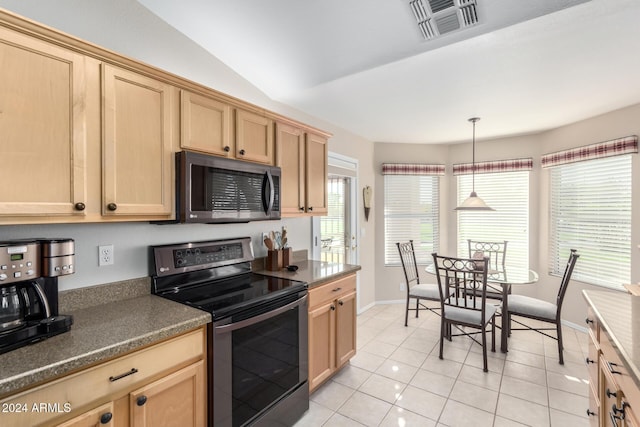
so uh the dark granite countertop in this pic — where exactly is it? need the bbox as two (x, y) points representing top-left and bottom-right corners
(254, 259), (361, 288)
(0, 294), (210, 397)
(582, 290), (640, 388)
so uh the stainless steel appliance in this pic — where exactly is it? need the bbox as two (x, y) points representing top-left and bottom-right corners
(151, 237), (308, 427)
(173, 150), (281, 224)
(0, 239), (74, 354)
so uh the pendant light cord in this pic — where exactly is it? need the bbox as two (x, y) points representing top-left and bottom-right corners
(469, 117), (480, 193)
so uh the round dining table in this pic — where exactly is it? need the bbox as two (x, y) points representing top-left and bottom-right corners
(425, 263), (539, 352)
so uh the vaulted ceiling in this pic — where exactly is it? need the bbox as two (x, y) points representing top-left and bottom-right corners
(135, 0), (640, 144)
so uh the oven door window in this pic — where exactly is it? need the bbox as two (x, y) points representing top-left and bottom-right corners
(231, 306), (300, 426)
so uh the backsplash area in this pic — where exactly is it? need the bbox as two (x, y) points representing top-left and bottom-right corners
(0, 218), (311, 291)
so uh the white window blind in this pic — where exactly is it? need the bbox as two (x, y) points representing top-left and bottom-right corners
(457, 171), (529, 269)
(549, 155), (631, 289)
(384, 175), (439, 265)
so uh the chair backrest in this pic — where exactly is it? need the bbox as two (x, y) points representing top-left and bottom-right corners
(397, 241), (420, 288)
(556, 249), (580, 313)
(431, 252), (490, 321)
(468, 240), (507, 271)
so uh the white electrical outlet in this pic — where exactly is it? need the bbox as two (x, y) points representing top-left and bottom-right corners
(99, 245), (114, 266)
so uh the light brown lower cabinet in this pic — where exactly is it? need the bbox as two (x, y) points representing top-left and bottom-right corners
(0, 327), (206, 427)
(584, 306), (639, 427)
(308, 274), (357, 392)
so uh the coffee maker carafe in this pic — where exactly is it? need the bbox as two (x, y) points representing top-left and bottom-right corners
(0, 239), (74, 354)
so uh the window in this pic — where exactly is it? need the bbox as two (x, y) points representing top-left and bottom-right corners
(320, 176), (351, 264)
(549, 155), (631, 289)
(456, 170), (530, 269)
(384, 173), (440, 265)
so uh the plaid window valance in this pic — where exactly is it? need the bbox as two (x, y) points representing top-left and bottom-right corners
(382, 163), (445, 176)
(453, 158), (533, 175)
(541, 135), (638, 168)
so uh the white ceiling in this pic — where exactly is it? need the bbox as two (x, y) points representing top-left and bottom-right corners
(135, 0), (640, 144)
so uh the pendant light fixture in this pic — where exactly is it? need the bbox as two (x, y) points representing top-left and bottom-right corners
(455, 117), (495, 211)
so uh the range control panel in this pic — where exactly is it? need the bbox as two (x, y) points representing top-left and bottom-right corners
(152, 237), (255, 277)
(0, 241), (40, 284)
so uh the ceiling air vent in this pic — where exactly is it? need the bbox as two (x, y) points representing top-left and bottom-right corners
(409, 0), (479, 40)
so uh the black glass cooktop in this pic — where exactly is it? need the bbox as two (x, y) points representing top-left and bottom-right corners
(154, 272), (307, 321)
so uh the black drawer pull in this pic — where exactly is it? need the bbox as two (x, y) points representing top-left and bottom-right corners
(586, 409), (596, 417)
(607, 361), (622, 375)
(585, 357), (595, 365)
(606, 388), (618, 398)
(109, 368), (138, 382)
(585, 318), (594, 324)
(137, 395), (148, 406)
(332, 287), (342, 292)
(100, 412), (113, 424)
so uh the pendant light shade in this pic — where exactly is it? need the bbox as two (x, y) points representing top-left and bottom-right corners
(455, 117), (495, 211)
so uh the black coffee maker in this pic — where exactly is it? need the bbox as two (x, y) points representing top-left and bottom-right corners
(0, 239), (74, 354)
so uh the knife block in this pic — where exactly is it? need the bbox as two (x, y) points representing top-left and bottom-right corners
(266, 248), (292, 270)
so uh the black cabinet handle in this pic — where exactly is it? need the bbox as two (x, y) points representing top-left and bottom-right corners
(339, 300), (344, 306)
(585, 357), (595, 365)
(100, 412), (113, 424)
(224, 146), (230, 152)
(606, 388), (618, 398)
(136, 395), (147, 406)
(607, 361), (622, 375)
(308, 207), (313, 211)
(109, 368), (138, 382)
(239, 149), (246, 155)
(107, 203), (117, 211)
(74, 202), (86, 211)
(585, 318), (594, 325)
(299, 207), (305, 211)
(332, 287), (342, 292)
(586, 409), (596, 417)
(330, 305), (336, 311)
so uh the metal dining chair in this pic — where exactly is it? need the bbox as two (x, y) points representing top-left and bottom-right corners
(506, 249), (579, 364)
(468, 239), (508, 299)
(396, 241), (441, 326)
(432, 253), (497, 372)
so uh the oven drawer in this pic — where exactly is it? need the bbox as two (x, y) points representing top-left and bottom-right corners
(0, 327), (205, 427)
(309, 274), (356, 308)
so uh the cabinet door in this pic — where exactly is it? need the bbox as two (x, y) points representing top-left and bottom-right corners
(0, 27), (87, 217)
(181, 90), (232, 156)
(276, 122), (305, 215)
(308, 300), (336, 392)
(56, 402), (115, 427)
(335, 290), (357, 368)
(130, 360), (205, 427)
(102, 64), (174, 217)
(601, 358), (622, 427)
(235, 109), (273, 165)
(305, 133), (328, 215)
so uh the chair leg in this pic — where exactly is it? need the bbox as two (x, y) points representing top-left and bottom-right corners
(557, 322), (564, 365)
(491, 317), (496, 353)
(404, 297), (410, 327)
(415, 298), (419, 318)
(439, 319), (445, 360)
(482, 326), (488, 372)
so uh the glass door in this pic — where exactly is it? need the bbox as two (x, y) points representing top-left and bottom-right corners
(320, 174), (357, 264)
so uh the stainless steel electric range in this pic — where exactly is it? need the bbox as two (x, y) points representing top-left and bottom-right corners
(150, 237), (308, 427)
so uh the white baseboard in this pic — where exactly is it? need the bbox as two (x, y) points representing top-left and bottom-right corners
(562, 319), (587, 333)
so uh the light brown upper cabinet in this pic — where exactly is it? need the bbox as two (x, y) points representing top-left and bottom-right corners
(305, 132), (329, 215)
(235, 109), (274, 165)
(180, 90), (232, 157)
(276, 124), (328, 216)
(102, 64), (175, 218)
(0, 26), (88, 217)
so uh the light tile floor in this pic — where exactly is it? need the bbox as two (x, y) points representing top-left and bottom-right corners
(295, 303), (590, 427)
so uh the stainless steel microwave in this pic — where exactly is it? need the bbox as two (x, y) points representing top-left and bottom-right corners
(175, 150), (281, 223)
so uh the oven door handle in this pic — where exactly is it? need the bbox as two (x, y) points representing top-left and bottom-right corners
(214, 294), (307, 334)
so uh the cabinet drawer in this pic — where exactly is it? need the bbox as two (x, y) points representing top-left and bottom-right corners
(0, 328), (204, 427)
(600, 329), (640, 411)
(309, 274), (356, 308)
